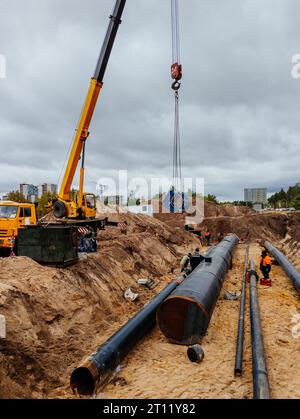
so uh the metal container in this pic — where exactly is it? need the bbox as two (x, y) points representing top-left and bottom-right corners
(18, 225), (78, 267)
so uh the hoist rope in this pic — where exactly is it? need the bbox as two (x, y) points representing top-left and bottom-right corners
(171, 0), (181, 64)
(173, 91), (182, 190)
(171, 0), (182, 192)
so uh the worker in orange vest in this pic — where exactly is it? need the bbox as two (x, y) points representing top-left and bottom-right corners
(260, 250), (272, 280)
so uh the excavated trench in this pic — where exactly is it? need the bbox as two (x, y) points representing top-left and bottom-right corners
(0, 210), (299, 399)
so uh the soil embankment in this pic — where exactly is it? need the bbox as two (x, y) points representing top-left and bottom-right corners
(0, 213), (198, 398)
(0, 206), (299, 399)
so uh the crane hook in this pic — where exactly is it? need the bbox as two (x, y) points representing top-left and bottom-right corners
(172, 80), (181, 91)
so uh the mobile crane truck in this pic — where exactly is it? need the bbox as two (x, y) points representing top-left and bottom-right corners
(50, 0), (126, 221)
(0, 202), (37, 254)
(0, 0), (127, 265)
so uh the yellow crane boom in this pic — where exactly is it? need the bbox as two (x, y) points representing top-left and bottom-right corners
(53, 0), (126, 219)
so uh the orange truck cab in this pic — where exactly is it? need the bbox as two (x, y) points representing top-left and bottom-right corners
(0, 202), (37, 250)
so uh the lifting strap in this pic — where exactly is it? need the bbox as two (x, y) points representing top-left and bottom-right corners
(171, 0), (182, 191)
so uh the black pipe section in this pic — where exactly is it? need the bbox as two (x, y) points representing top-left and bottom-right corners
(71, 270), (193, 396)
(265, 241), (300, 294)
(249, 260), (270, 400)
(94, 0), (127, 83)
(157, 235), (239, 345)
(234, 246), (249, 376)
(187, 345), (205, 363)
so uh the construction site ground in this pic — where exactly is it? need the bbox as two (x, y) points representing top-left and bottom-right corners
(0, 205), (299, 399)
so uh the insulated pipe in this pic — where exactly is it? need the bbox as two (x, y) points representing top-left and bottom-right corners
(234, 246), (249, 376)
(249, 260), (270, 400)
(70, 269), (195, 396)
(157, 235), (239, 345)
(265, 241), (300, 293)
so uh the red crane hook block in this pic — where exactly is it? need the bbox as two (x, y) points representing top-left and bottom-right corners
(171, 63), (183, 81)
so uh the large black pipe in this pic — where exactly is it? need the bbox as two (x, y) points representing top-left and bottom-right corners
(265, 241), (300, 294)
(157, 235), (239, 345)
(70, 268), (195, 396)
(234, 246), (249, 376)
(249, 260), (270, 400)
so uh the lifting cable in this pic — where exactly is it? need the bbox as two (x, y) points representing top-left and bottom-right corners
(171, 0), (182, 192)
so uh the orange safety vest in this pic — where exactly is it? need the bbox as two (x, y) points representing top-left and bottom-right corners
(263, 256), (271, 267)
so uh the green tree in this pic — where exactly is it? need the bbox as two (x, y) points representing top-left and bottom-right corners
(37, 192), (56, 217)
(293, 196), (300, 210)
(205, 194), (219, 204)
(268, 183), (300, 209)
(7, 191), (28, 203)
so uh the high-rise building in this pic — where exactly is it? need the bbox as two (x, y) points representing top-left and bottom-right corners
(20, 184), (37, 200)
(38, 184), (57, 198)
(244, 188), (267, 204)
(20, 183), (57, 200)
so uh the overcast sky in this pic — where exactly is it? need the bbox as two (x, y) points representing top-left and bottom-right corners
(1, 0), (300, 201)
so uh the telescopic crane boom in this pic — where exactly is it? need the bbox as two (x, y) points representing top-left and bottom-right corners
(53, 0), (126, 219)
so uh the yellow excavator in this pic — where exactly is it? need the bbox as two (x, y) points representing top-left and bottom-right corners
(51, 0), (126, 220)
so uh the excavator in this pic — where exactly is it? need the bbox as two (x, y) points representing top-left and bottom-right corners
(50, 0), (127, 220)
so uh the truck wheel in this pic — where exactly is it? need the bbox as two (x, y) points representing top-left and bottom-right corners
(53, 201), (67, 219)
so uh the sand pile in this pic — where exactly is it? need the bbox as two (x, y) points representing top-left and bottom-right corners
(202, 212), (291, 242)
(279, 218), (300, 271)
(154, 200), (300, 244)
(204, 202), (254, 218)
(0, 213), (199, 399)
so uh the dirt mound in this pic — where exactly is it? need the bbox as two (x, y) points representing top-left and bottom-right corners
(277, 216), (300, 271)
(153, 202), (254, 230)
(200, 212), (300, 244)
(0, 213), (199, 399)
(151, 199), (300, 245)
(204, 202), (254, 218)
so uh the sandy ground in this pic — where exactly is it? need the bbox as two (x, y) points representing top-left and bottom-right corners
(98, 244), (300, 400)
(0, 214), (199, 399)
(1, 208), (300, 399)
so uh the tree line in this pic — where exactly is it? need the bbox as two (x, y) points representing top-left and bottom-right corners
(5, 191), (56, 217)
(268, 183), (300, 209)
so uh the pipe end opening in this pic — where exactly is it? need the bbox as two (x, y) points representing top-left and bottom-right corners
(70, 367), (96, 396)
(187, 345), (205, 363)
